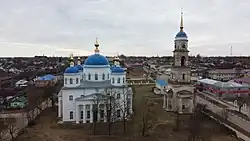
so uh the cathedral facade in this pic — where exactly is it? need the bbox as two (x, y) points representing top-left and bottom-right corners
(58, 40), (133, 123)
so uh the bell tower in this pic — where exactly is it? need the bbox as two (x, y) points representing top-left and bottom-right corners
(171, 10), (191, 83)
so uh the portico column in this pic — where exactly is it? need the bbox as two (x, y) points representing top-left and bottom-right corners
(130, 99), (133, 114)
(58, 97), (62, 118)
(189, 99), (193, 113)
(162, 87), (166, 108)
(163, 93), (166, 108)
(179, 98), (182, 113)
(97, 104), (100, 122)
(104, 104), (107, 122)
(90, 104), (93, 123)
(166, 97), (169, 110)
(76, 104), (80, 123)
(83, 105), (86, 123)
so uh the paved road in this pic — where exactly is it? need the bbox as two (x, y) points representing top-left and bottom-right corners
(196, 92), (250, 140)
(199, 91), (250, 116)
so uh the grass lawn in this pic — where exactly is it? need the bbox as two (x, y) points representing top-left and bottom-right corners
(15, 85), (239, 141)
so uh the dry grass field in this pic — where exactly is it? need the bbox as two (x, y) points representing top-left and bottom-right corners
(15, 85), (239, 141)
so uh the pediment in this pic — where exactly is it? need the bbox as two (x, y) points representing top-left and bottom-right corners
(75, 93), (107, 101)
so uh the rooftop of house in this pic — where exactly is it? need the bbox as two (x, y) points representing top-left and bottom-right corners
(232, 77), (250, 84)
(198, 78), (250, 88)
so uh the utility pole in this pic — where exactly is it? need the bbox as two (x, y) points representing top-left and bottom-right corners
(230, 46), (232, 56)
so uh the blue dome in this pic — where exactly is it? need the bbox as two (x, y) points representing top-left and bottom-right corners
(111, 66), (125, 73)
(75, 65), (83, 70)
(84, 54), (109, 66)
(64, 67), (79, 73)
(176, 31), (187, 38)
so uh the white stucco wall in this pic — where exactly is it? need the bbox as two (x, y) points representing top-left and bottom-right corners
(64, 73), (81, 87)
(83, 67), (111, 82)
(61, 87), (131, 122)
(111, 73), (126, 86)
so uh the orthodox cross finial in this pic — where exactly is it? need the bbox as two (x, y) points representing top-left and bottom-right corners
(70, 53), (73, 58)
(69, 53), (74, 67)
(69, 53), (74, 61)
(69, 61), (74, 67)
(94, 37), (100, 53)
(180, 8), (184, 31)
(77, 57), (81, 65)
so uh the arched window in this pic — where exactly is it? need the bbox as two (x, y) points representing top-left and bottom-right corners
(83, 73), (86, 80)
(181, 56), (186, 66)
(182, 74), (185, 80)
(117, 78), (121, 83)
(102, 73), (105, 80)
(182, 44), (186, 49)
(69, 95), (73, 100)
(112, 77), (115, 83)
(76, 78), (79, 84)
(65, 78), (67, 84)
(95, 73), (98, 80)
(69, 78), (73, 84)
(88, 74), (91, 80)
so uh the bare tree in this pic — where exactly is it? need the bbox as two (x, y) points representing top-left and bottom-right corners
(188, 104), (206, 141)
(174, 111), (181, 132)
(4, 117), (16, 141)
(91, 94), (104, 135)
(236, 96), (245, 113)
(140, 99), (154, 136)
(222, 108), (229, 121)
(104, 89), (119, 136)
(118, 87), (131, 135)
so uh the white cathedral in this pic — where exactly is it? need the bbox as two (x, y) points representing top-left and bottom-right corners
(58, 40), (133, 123)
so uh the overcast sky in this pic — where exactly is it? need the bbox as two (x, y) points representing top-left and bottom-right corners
(0, 0), (249, 57)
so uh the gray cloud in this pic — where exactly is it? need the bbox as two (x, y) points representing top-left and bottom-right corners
(0, 0), (249, 57)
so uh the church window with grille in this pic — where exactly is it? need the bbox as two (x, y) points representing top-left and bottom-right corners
(88, 74), (91, 80)
(102, 73), (105, 80)
(95, 73), (98, 80)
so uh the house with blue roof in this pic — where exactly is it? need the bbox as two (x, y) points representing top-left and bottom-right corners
(35, 74), (57, 87)
(155, 79), (168, 91)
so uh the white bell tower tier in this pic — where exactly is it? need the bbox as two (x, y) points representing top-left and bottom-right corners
(170, 11), (191, 83)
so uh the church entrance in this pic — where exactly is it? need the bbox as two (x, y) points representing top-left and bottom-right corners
(181, 56), (186, 66)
